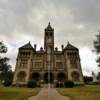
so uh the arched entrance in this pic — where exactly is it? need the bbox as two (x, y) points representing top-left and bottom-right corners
(44, 72), (54, 83)
(57, 73), (66, 82)
(31, 73), (40, 81)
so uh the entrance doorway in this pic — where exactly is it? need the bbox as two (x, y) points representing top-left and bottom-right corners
(44, 72), (54, 83)
(31, 73), (40, 81)
(57, 73), (66, 82)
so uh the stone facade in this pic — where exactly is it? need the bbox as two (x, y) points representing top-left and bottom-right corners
(12, 23), (84, 86)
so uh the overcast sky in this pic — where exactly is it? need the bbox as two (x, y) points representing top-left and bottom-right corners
(0, 0), (100, 76)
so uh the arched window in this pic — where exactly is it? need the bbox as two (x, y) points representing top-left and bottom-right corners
(17, 71), (26, 82)
(71, 71), (80, 81)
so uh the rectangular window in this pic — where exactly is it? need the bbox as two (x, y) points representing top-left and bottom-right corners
(20, 59), (27, 68)
(34, 62), (41, 69)
(56, 62), (63, 69)
(34, 55), (42, 60)
(70, 60), (77, 68)
(56, 55), (62, 60)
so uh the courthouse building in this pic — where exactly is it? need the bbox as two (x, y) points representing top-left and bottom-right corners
(12, 23), (84, 86)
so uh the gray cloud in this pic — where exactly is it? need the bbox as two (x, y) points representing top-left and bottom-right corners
(0, 0), (100, 75)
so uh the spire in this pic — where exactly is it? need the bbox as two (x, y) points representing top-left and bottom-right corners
(67, 41), (70, 44)
(48, 22), (50, 26)
(45, 22), (54, 31)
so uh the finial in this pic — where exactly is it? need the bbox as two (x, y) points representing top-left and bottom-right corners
(29, 41), (30, 44)
(48, 22), (50, 25)
(67, 41), (69, 44)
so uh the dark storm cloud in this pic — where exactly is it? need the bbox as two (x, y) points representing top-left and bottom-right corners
(0, 0), (100, 75)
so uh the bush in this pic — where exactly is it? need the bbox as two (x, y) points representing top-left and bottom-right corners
(3, 79), (12, 87)
(56, 82), (64, 88)
(87, 81), (100, 85)
(27, 80), (37, 88)
(64, 80), (74, 88)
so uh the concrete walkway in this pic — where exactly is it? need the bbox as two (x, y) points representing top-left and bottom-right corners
(29, 88), (69, 100)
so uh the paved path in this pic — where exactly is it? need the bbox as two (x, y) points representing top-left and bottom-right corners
(29, 88), (69, 100)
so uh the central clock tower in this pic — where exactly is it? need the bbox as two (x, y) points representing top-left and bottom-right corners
(44, 22), (54, 50)
(44, 22), (54, 71)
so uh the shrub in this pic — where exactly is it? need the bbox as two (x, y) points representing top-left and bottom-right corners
(87, 81), (100, 85)
(27, 80), (37, 88)
(56, 82), (64, 88)
(64, 80), (74, 88)
(3, 79), (12, 87)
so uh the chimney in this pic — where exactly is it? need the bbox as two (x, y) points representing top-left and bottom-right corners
(34, 44), (36, 50)
(40, 47), (43, 51)
(55, 47), (58, 51)
(61, 45), (64, 50)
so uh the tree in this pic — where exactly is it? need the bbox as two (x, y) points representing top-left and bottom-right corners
(93, 31), (100, 67)
(0, 41), (13, 85)
(84, 76), (93, 83)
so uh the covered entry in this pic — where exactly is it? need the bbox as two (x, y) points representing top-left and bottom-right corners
(44, 72), (54, 83)
(31, 73), (40, 81)
(57, 73), (66, 82)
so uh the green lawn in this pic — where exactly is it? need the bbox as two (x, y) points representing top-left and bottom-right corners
(57, 85), (100, 100)
(0, 86), (40, 100)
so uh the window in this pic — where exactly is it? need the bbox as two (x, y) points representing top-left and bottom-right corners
(20, 59), (27, 68)
(34, 62), (41, 69)
(70, 59), (77, 68)
(20, 52), (30, 58)
(17, 71), (26, 82)
(71, 71), (80, 81)
(56, 55), (62, 60)
(56, 62), (63, 69)
(34, 55), (42, 60)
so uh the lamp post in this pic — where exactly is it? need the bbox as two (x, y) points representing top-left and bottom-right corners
(48, 65), (50, 99)
(47, 47), (51, 99)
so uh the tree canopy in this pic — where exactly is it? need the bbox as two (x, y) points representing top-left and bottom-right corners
(0, 41), (13, 83)
(94, 31), (100, 67)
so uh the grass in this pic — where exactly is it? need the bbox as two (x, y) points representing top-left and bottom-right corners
(0, 86), (40, 100)
(57, 85), (100, 100)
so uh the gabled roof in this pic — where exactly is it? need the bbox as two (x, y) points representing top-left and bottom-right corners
(64, 42), (78, 51)
(19, 42), (33, 49)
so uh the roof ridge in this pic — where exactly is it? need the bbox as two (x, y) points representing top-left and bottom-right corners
(64, 42), (78, 50)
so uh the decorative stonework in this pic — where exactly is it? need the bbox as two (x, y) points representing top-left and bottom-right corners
(12, 23), (84, 86)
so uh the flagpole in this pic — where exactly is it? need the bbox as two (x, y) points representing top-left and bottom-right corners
(47, 47), (51, 99)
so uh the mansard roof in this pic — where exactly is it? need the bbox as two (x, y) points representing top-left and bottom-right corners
(64, 42), (78, 51)
(45, 22), (54, 31)
(19, 42), (33, 49)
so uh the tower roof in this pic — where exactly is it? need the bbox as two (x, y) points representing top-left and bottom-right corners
(19, 41), (33, 49)
(64, 42), (78, 51)
(45, 22), (54, 31)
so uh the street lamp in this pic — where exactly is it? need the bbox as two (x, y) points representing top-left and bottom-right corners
(47, 47), (51, 99)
